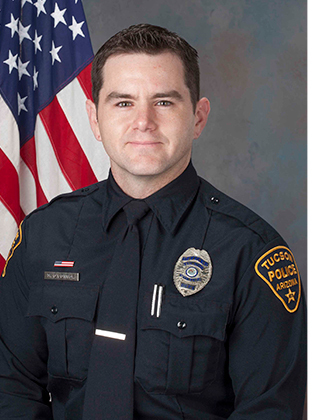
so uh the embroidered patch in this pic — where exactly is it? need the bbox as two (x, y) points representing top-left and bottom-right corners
(255, 246), (301, 313)
(173, 248), (212, 297)
(2, 221), (23, 277)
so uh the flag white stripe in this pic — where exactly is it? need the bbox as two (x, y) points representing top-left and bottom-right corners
(0, 1), (103, 276)
(0, 95), (21, 266)
(35, 115), (72, 202)
(0, 94), (20, 171)
(19, 158), (37, 215)
(57, 78), (109, 181)
(0, 201), (18, 259)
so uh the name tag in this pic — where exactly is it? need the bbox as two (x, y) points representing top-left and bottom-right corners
(44, 271), (80, 281)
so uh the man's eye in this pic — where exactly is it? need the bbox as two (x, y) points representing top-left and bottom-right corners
(117, 102), (132, 107)
(156, 100), (172, 106)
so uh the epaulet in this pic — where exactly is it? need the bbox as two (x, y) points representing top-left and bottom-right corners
(49, 183), (100, 203)
(26, 182), (102, 218)
(199, 177), (279, 244)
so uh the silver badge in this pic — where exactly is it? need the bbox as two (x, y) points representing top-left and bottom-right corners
(173, 248), (212, 297)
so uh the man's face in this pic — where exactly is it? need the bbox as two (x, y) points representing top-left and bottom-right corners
(87, 52), (209, 190)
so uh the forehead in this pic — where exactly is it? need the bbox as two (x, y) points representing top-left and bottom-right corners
(101, 52), (186, 89)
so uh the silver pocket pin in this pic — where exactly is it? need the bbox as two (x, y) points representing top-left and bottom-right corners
(151, 284), (164, 318)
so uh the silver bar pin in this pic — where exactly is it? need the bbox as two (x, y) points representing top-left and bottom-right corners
(151, 284), (158, 316)
(95, 329), (126, 341)
(156, 285), (164, 318)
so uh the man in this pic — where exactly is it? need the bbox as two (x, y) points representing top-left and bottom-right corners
(0, 24), (306, 419)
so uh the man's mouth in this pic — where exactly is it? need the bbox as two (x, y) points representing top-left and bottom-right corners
(128, 141), (162, 146)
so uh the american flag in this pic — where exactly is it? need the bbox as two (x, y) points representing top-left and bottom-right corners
(54, 260), (74, 267)
(0, 0), (109, 273)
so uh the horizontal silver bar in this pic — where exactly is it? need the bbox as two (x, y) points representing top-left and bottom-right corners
(95, 329), (126, 341)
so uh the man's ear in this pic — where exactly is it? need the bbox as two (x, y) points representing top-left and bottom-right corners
(86, 99), (102, 142)
(193, 97), (210, 139)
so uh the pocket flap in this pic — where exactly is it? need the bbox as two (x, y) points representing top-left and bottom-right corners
(27, 284), (99, 323)
(140, 294), (230, 341)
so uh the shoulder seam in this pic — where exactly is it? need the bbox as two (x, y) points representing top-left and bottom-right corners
(238, 235), (284, 289)
(199, 182), (278, 245)
(65, 198), (85, 259)
(26, 183), (101, 218)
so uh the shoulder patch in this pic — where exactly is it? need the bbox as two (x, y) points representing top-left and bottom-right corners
(2, 221), (23, 278)
(255, 246), (301, 313)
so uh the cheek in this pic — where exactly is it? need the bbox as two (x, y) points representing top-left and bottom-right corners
(98, 118), (122, 140)
(164, 114), (191, 135)
(171, 119), (195, 146)
(102, 113), (131, 135)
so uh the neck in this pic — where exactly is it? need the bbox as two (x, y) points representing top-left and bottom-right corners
(111, 162), (190, 199)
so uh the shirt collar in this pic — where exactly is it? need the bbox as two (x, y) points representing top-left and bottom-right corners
(102, 162), (200, 233)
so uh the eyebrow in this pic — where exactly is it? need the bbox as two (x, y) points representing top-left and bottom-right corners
(106, 92), (134, 101)
(105, 90), (184, 102)
(151, 90), (184, 101)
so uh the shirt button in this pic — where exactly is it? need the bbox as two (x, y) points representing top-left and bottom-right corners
(211, 196), (220, 204)
(177, 321), (187, 329)
(51, 306), (58, 315)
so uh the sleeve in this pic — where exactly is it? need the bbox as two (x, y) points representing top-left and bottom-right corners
(0, 220), (53, 419)
(227, 238), (307, 419)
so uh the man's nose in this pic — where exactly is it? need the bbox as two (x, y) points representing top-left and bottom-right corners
(132, 104), (157, 132)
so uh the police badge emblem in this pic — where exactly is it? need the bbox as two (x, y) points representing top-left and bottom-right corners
(173, 248), (212, 297)
(255, 246), (301, 313)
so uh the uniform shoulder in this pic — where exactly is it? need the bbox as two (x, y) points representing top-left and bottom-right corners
(25, 179), (107, 223)
(199, 177), (280, 245)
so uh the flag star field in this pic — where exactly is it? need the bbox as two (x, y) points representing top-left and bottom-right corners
(0, 0), (110, 273)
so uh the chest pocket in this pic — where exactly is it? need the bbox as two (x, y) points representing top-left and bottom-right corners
(27, 283), (99, 381)
(135, 294), (229, 395)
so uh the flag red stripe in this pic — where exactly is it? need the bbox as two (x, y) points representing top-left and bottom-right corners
(77, 63), (93, 101)
(0, 149), (25, 225)
(39, 97), (98, 190)
(0, 254), (6, 276)
(20, 138), (48, 207)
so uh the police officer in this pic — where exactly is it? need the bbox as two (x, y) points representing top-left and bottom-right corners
(0, 24), (306, 419)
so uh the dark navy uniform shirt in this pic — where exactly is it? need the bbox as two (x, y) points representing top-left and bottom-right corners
(0, 163), (306, 419)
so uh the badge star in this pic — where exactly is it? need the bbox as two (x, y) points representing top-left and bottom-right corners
(50, 41), (62, 64)
(33, 67), (39, 90)
(18, 21), (32, 44)
(17, 93), (28, 115)
(69, 16), (85, 40)
(34, 0), (47, 17)
(5, 14), (19, 38)
(18, 57), (31, 80)
(22, 0), (33, 6)
(33, 30), (43, 53)
(3, 50), (18, 74)
(51, 3), (67, 28)
(285, 288), (296, 303)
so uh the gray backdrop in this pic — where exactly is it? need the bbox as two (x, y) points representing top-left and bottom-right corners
(82, 0), (307, 292)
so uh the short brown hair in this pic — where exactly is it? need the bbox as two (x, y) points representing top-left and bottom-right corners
(91, 23), (200, 111)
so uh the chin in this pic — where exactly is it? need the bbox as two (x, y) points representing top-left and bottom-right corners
(126, 158), (167, 177)
(129, 166), (164, 178)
